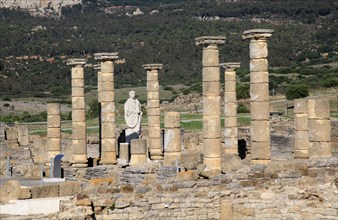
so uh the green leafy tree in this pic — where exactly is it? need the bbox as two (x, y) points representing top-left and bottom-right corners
(285, 84), (309, 100)
(236, 84), (250, 100)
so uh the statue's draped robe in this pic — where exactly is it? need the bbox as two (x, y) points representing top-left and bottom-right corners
(124, 98), (142, 143)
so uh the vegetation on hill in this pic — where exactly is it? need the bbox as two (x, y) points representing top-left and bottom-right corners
(0, 0), (337, 99)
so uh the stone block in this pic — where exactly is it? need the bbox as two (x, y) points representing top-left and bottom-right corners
(224, 127), (237, 138)
(72, 139), (87, 154)
(224, 82), (236, 93)
(101, 112), (115, 122)
(147, 107), (160, 116)
(164, 112), (180, 128)
(224, 116), (237, 127)
(151, 155), (163, 160)
(100, 61), (113, 73)
(203, 95), (221, 116)
(224, 92), (237, 103)
(101, 138), (116, 152)
(294, 114), (308, 131)
(47, 127), (61, 138)
(31, 185), (59, 198)
(119, 143), (129, 162)
(100, 72), (114, 82)
(250, 141), (270, 160)
(203, 81), (220, 96)
(203, 157), (221, 170)
(130, 154), (147, 165)
(100, 81), (114, 91)
(47, 103), (61, 115)
(148, 138), (162, 150)
(148, 126), (161, 139)
(294, 131), (309, 150)
(48, 115), (61, 127)
(309, 141), (331, 158)
(0, 180), (21, 203)
(6, 127), (18, 140)
(203, 116), (221, 138)
(308, 120), (331, 141)
(250, 41), (268, 59)
(48, 138), (61, 151)
(250, 59), (268, 72)
(72, 87), (84, 97)
(147, 70), (158, 81)
(250, 71), (269, 83)
(101, 123), (116, 139)
(147, 91), (159, 100)
(294, 149), (309, 159)
(251, 121), (270, 142)
(100, 91), (115, 102)
(308, 99), (330, 119)
(72, 78), (84, 87)
(164, 128), (181, 152)
(202, 48), (219, 67)
(148, 115), (160, 127)
(131, 139), (147, 154)
(250, 83), (269, 102)
(147, 100), (160, 108)
(294, 99), (308, 114)
(223, 148), (238, 155)
(72, 122), (86, 139)
(224, 103), (237, 117)
(72, 97), (85, 109)
(202, 67), (220, 82)
(221, 154), (241, 172)
(203, 138), (221, 157)
(250, 101), (270, 120)
(164, 152), (182, 165)
(19, 187), (32, 199)
(224, 71), (236, 81)
(101, 102), (115, 113)
(47, 151), (61, 160)
(59, 182), (82, 197)
(72, 67), (84, 79)
(176, 170), (197, 181)
(147, 81), (159, 92)
(100, 151), (117, 165)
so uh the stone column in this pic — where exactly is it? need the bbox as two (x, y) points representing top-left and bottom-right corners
(67, 58), (87, 167)
(293, 99), (309, 159)
(220, 62), (240, 155)
(94, 53), (119, 165)
(47, 103), (61, 159)
(143, 64), (163, 160)
(308, 99), (331, 158)
(242, 29), (273, 164)
(94, 64), (102, 158)
(196, 36), (225, 170)
(130, 139), (147, 165)
(164, 112), (181, 165)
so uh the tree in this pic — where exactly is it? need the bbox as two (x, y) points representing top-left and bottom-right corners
(236, 84), (250, 100)
(285, 84), (309, 100)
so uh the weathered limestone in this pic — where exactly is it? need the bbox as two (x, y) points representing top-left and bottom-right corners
(119, 143), (129, 163)
(94, 53), (119, 165)
(220, 62), (240, 155)
(5, 126), (19, 148)
(47, 103), (61, 159)
(243, 29), (273, 164)
(308, 99), (331, 158)
(17, 126), (29, 146)
(143, 64), (163, 160)
(67, 58), (88, 167)
(164, 112), (182, 165)
(129, 139), (147, 165)
(293, 99), (309, 159)
(196, 36), (225, 170)
(220, 200), (233, 220)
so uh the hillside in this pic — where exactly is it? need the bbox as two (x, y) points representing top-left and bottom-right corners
(0, 0), (337, 99)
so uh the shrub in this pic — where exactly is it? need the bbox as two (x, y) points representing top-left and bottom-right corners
(237, 104), (250, 113)
(285, 84), (309, 100)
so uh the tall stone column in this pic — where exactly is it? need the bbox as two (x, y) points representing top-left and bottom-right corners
(164, 112), (182, 165)
(67, 58), (88, 167)
(94, 64), (102, 158)
(220, 62), (240, 155)
(308, 99), (331, 158)
(143, 64), (163, 160)
(293, 99), (309, 159)
(196, 36), (225, 170)
(47, 103), (61, 159)
(94, 53), (118, 165)
(242, 29), (273, 164)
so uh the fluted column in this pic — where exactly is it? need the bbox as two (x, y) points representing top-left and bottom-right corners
(47, 103), (61, 159)
(143, 64), (163, 160)
(67, 58), (87, 167)
(293, 99), (309, 158)
(164, 112), (182, 165)
(196, 36), (225, 170)
(242, 29), (273, 165)
(308, 99), (331, 158)
(94, 53), (119, 165)
(220, 62), (240, 155)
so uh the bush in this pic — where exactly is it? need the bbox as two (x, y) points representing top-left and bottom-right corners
(163, 85), (173, 91)
(285, 84), (309, 100)
(237, 104), (250, 113)
(2, 97), (12, 101)
(236, 84), (250, 100)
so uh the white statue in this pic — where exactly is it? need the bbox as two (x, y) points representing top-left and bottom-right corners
(124, 90), (142, 143)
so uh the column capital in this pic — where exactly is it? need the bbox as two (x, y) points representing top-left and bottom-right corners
(220, 62), (241, 70)
(67, 58), (86, 66)
(94, 52), (119, 61)
(142, 64), (163, 70)
(195, 36), (226, 46)
(93, 64), (101, 70)
(242, 29), (273, 41)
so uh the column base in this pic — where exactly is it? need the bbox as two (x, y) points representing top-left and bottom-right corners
(204, 157), (221, 170)
(293, 150), (309, 159)
(164, 152), (182, 165)
(251, 159), (271, 165)
(130, 154), (147, 166)
(100, 151), (117, 165)
(223, 148), (238, 155)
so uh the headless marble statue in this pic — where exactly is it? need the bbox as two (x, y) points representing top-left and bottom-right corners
(124, 90), (142, 143)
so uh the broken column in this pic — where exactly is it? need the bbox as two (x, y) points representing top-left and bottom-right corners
(130, 139), (147, 165)
(164, 112), (182, 165)
(47, 103), (61, 159)
(143, 64), (163, 160)
(196, 36), (225, 170)
(242, 29), (273, 164)
(94, 53), (119, 165)
(220, 62), (240, 155)
(67, 58), (88, 167)
(293, 99), (309, 159)
(17, 125), (29, 146)
(308, 98), (331, 158)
